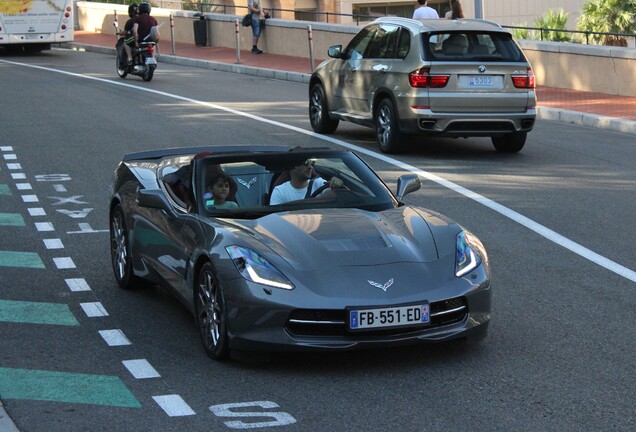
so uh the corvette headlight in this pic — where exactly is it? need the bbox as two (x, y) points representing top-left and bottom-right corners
(225, 245), (294, 290)
(455, 231), (482, 277)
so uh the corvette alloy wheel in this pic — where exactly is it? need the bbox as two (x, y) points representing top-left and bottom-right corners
(110, 204), (135, 290)
(195, 262), (229, 360)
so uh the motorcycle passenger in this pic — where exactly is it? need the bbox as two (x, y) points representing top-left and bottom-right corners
(133, 2), (159, 46)
(116, 3), (138, 65)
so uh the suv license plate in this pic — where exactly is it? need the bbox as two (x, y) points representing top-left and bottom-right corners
(458, 75), (503, 90)
(348, 304), (430, 331)
(468, 75), (493, 87)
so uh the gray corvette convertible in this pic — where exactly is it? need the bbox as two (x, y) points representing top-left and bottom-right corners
(109, 146), (491, 360)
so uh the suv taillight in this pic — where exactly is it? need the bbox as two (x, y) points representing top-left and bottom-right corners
(409, 67), (450, 88)
(512, 68), (535, 89)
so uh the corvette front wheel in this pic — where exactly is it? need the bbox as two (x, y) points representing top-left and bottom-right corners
(110, 204), (136, 289)
(195, 262), (230, 360)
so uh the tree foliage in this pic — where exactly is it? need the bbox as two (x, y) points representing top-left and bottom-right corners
(512, 9), (573, 42)
(577, 0), (636, 45)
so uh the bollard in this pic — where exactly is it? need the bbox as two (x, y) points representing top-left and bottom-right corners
(235, 19), (241, 64)
(307, 25), (315, 73)
(114, 10), (118, 39)
(170, 14), (175, 55)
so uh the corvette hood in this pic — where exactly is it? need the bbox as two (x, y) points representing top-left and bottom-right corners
(229, 207), (441, 271)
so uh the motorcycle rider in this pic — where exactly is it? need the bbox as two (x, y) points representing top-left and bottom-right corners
(133, 2), (160, 46)
(116, 3), (138, 66)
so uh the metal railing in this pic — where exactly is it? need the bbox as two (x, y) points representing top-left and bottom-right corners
(98, 1), (636, 46)
(504, 24), (635, 46)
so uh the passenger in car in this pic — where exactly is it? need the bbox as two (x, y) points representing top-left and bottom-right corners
(442, 33), (468, 55)
(164, 164), (193, 208)
(204, 173), (239, 210)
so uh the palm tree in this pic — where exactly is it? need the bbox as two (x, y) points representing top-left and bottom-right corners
(577, 0), (636, 46)
(534, 8), (573, 42)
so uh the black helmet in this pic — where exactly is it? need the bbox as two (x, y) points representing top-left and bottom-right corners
(127, 3), (138, 17)
(139, 2), (151, 14)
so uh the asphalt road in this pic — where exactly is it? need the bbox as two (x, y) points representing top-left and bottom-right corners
(0, 48), (634, 432)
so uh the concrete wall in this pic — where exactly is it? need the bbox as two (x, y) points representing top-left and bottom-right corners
(76, 1), (636, 97)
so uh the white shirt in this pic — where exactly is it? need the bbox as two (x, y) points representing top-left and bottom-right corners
(270, 178), (327, 205)
(413, 6), (439, 19)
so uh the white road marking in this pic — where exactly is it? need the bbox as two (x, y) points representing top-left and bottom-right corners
(6, 163), (22, 170)
(152, 395), (196, 417)
(53, 184), (67, 192)
(67, 222), (109, 234)
(28, 208), (46, 216)
(3, 60), (635, 284)
(122, 359), (161, 379)
(21, 195), (39, 203)
(57, 208), (93, 219)
(80, 302), (109, 317)
(3, 154), (17, 160)
(44, 238), (64, 249)
(53, 257), (76, 269)
(11, 173), (26, 180)
(35, 222), (54, 232)
(65, 278), (90, 291)
(0, 146), (13, 151)
(99, 329), (132, 346)
(15, 183), (32, 190)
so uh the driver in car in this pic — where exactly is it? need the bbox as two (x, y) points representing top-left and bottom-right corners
(270, 159), (344, 205)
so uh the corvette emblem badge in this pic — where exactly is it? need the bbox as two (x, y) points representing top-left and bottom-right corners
(367, 278), (394, 292)
(237, 177), (257, 189)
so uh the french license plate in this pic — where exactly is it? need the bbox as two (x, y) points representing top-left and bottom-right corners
(468, 75), (494, 87)
(145, 57), (157, 65)
(348, 303), (430, 331)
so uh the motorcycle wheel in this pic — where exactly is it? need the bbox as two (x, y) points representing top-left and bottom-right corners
(116, 55), (128, 79)
(142, 64), (155, 82)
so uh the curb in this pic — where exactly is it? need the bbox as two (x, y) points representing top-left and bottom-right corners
(0, 401), (20, 432)
(69, 42), (636, 136)
(536, 106), (636, 135)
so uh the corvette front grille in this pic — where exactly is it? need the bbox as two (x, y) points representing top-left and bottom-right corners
(286, 296), (468, 337)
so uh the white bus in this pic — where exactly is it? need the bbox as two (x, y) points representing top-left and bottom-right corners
(0, 0), (74, 51)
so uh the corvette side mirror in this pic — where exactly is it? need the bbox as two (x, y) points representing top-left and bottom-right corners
(137, 188), (171, 211)
(396, 174), (421, 201)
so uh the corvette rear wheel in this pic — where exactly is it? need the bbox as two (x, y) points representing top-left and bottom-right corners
(195, 262), (229, 360)
(110, 204), (136, 289)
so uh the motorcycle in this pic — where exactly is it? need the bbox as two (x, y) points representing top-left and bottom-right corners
(114, 23), (157, 82)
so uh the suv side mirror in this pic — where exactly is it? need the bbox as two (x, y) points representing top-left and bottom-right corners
(327, 45), (343, 59)
(395, 174), (421, 201)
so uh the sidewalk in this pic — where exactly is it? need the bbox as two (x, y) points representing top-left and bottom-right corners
(72, 30), (636, 135)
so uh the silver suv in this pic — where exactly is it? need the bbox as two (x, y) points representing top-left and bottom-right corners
(309, 17), (536, 153)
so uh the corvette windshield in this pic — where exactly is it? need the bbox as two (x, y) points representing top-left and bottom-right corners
(195, 151), (397, 217)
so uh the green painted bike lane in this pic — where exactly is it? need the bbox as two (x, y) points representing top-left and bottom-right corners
(0, 185), (140, 409)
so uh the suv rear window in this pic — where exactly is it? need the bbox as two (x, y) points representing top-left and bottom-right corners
(424, 31), (525, 62)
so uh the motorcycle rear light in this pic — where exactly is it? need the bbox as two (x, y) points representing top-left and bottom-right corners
(409, 67), (449, 88)
(512, 68), (535, 89)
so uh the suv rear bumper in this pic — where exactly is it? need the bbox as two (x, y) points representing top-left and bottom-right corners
(399, 109), (536, 137)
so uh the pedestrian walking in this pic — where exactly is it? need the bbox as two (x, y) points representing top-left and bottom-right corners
(247, 0), (266, 54)
(413, 0), (439, 19)
(445, 0), (465, 19)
